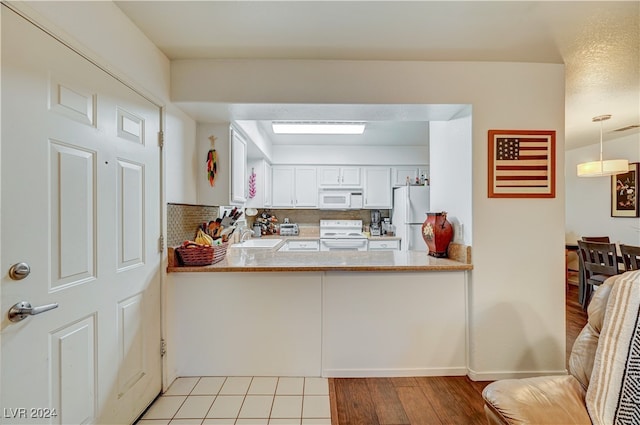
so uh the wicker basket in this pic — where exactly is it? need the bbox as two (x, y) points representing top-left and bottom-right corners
(176, 243), (228, 266)
(211, 242), (228, 264)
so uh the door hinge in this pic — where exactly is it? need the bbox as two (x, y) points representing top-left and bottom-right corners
(160, 338), (167, 357)
(158, 131), (164, 148)
(158, 235), (165, 253)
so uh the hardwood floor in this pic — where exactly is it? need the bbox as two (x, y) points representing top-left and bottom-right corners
(566, 283), (588, 364)
(329, 284), (587, 425)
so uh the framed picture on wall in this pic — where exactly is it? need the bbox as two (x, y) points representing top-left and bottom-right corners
(611, 162), (639, 217)
(488, 130), (556, 198)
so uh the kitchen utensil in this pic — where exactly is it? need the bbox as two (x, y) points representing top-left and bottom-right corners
(220, 226), (235, 237)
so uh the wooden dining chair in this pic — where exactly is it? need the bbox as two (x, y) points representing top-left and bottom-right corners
(620, 244), (640, 271)
(577, 237), (611, 309)
(577, 240), (620, 307)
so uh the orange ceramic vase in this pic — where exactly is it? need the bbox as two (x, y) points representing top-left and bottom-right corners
(421, 212), (454, 258)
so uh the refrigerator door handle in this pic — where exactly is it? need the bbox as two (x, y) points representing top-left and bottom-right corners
(405, 188), (410, 224)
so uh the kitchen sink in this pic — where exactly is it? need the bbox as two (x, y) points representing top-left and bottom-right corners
(230, 238), (283, 248)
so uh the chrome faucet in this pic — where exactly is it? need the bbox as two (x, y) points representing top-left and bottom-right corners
(240, 226), (254, 242)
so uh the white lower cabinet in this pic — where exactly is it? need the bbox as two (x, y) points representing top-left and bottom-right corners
(278, 239), (320, 252)
(368, 239), (400, 251)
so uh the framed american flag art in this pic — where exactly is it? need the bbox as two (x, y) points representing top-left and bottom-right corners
(488, 129), (556, 198)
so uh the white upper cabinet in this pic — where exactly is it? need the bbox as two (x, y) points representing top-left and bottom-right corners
(363, 167), (392, 209)
(341, 167), (362, 187)
(272, 166), (295, 207)
(271, 166), (318, 208)
(318, 166), (361, 188)
(264, 162), (272, 207)
(230, 127), (247, 204)
(318, 167), (340, 187)
(294, 166), (318, 208)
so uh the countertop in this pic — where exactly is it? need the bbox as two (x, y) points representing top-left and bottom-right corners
(167, 237), (472, 273)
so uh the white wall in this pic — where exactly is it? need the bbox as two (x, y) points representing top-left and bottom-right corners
(429, 110), (473, 245)
(566, 133), (640, 245)
(272, 145), (428, 165)
(234, 120), (273, 161)
(165, 104), (198, 203)
(172, 59), (567, 379)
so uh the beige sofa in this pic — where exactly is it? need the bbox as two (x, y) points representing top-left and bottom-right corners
(482, 274), (618, 425)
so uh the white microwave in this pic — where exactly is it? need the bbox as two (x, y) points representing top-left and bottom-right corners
(319, 190), (363, 210)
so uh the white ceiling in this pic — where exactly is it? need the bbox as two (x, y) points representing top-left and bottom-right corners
(115, 1), (640, 150)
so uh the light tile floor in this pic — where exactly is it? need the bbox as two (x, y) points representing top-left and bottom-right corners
(136, 376), (331, 425)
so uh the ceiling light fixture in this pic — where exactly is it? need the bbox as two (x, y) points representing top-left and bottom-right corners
(577, 114), (629, 177)
(272, 121), (366, 135)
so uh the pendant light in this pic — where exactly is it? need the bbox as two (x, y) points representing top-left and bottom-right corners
(577, 114), (629, 177)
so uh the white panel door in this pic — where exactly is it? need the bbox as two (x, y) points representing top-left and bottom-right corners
(1, 8), (162, 424)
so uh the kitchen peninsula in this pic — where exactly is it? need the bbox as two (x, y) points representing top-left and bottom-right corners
(168, 240), (471, 272)
(168, 239), (472, 379)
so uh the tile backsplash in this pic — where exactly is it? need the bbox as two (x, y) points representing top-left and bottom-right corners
(167, 203), (219, 247)
(261, 209), (389, 226)
(167, 204), (390, 246)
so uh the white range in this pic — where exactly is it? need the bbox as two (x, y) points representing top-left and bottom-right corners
(319, 220), (368, 251)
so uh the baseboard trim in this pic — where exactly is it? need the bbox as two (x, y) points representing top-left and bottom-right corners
(467, 367), (568, 381)
(322, 367), (468, 378)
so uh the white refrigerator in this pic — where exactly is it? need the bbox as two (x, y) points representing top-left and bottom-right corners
(391, 186), (430, 251)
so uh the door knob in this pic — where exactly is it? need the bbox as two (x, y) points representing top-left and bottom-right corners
(8, 301), (58, 322)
